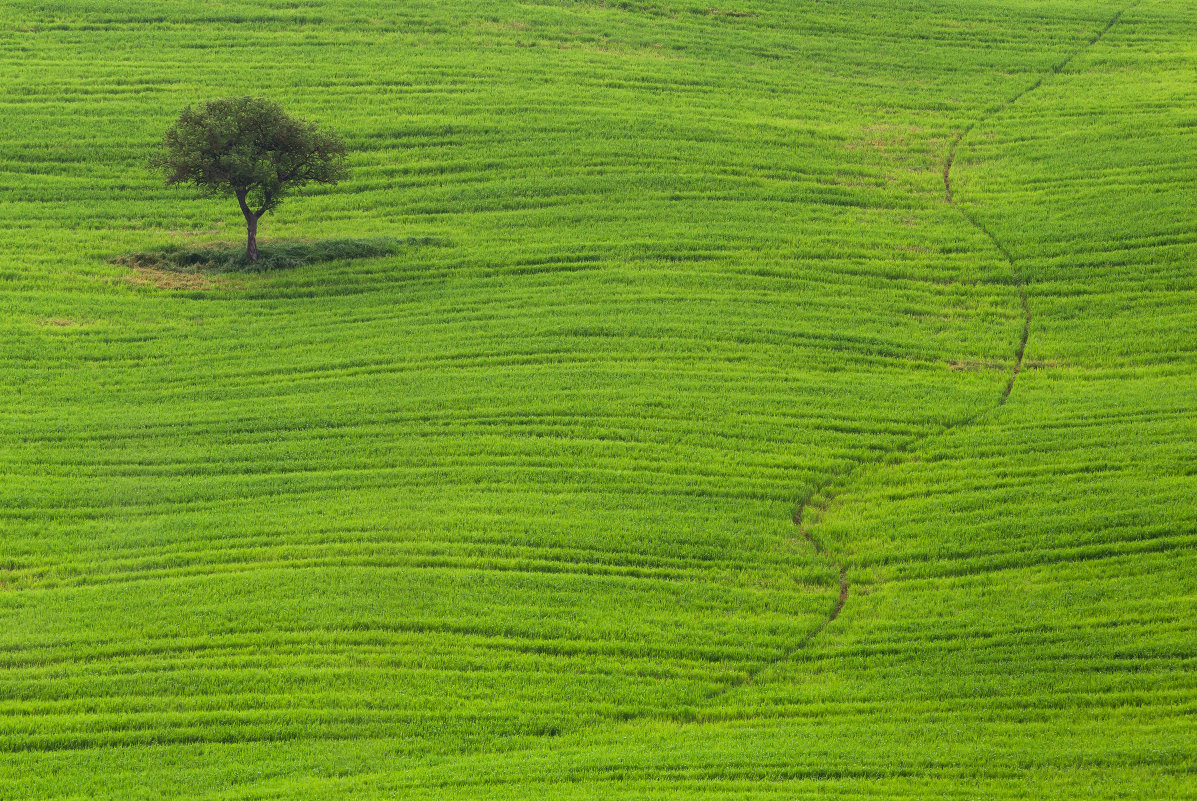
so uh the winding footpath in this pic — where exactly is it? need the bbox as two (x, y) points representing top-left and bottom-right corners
(722, 3), (1140, 699)
(527, 5), (1140, 730)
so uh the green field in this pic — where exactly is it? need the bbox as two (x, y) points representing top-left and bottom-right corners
(1, 0), (1194, 797)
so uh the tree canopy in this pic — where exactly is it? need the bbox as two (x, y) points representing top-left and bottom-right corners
(153, 97), (347, 261)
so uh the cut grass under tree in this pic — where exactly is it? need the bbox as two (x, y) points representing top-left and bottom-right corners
(112, 237), (405, 273)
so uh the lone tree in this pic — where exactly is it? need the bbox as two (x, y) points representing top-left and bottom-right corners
(153, 97), (347, 262)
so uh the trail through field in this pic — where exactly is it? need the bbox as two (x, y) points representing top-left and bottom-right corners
(943, 2), (1136, 401)
(739, 0), (1142, 694)
(592, 3), (1148, 719)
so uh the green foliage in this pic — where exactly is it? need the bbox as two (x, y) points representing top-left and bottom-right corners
(153, 96), (347, 218)
(0, 0), (1194, 799)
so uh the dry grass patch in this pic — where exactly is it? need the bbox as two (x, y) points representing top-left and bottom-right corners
(948, 358), (1006, 372)
(114, 265), (247, 291)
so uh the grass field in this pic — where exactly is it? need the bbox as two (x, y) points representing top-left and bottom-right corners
(0, 0), (1194, 798)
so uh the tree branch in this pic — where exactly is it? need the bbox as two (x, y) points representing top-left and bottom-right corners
(235, 190), (256, 221)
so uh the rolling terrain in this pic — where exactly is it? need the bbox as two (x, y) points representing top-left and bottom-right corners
(0, 0), (1193, 798)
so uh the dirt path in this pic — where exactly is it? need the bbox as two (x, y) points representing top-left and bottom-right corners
(795, 504), (848, 622)
(727, 1), (1140, 697)
(506, 6), (1141, 736)
(945, 3), (1134, 403)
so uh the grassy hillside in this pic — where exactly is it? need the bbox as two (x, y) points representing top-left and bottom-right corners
(0, 0), (1193, 798)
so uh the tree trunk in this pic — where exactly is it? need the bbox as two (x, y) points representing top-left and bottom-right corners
(245, 213), (259, 262)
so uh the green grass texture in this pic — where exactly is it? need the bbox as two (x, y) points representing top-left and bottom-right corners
(0, 0), (1193, 798)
